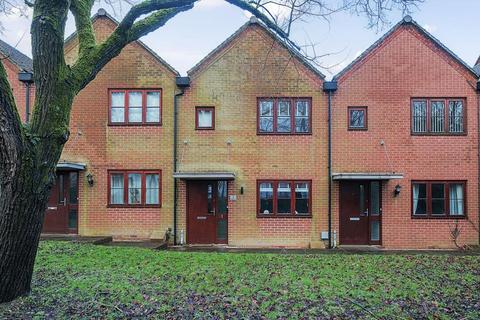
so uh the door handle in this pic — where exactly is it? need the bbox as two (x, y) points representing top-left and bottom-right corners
(364, 208), (369, 216)
(59, 197), (67, 206)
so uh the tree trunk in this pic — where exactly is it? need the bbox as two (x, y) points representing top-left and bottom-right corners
(0, 169), (50, 302)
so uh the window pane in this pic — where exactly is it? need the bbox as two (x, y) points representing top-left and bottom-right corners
(111, 92), (125, 123)
(259, 117), (273, 133)
(296, 101), (309, 117)
(58, 174), (64, 205)
(259, 100), (274, 133)
(259, 182), (273, 214)
(277, 100), (291, 133)
(449, 100), (464, 133)
(349, 109), (365, 128)
(129, 92), (143, 123)
(129, 107), (142, 123)
(111, 107), (125, 123)
(370, 221), (380, 241)
(277, 182), (291, 214)
(207, 183), (214, 214)
(146, 92), (160, 107)
(295, 117), (310, 133)
(145, 174), (159, 205)
(295, 182), (309, 215)
(69, 172), (78, 204)
(111, 92), (125, 107)
(68, 209), (78, 229)
(430, 101), (445, 133)
(449, 183), (464, 216)
(198, 109), (213, 128)
(295, 101), (310, 133)
(128, 173), (142, 204)
(146, 108), (160, 123)
(412, 101), (427, 133)
(431, 183), (445, 215)
(217, 181), (228, 214)
(413, 183), (426, 215)
(260, 100), (273, 116)
(370, 181), (380, 215)
(110, 174), (124, 204)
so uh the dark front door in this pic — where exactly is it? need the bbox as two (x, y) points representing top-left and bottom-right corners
(43, 171), (79, 234)
(187, 180), (228, 244)
(339, 181), (381, 245)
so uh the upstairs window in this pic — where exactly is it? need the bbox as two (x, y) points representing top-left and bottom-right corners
(109, 89), (161, 125)
(411, 99), (464, 134)
(258, 180), (311, 217)
(196, 107), (215, 130)
(348, 107), (367, 130)
(108, 170), (161, 207)
(412, 181), (465, 218)
(258, 98), (311, 134)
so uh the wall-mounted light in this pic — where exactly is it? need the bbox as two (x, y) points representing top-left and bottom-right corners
(240, 186), (244, 195)
(86, 173), (94, 187)
(394, 184), (402, 197)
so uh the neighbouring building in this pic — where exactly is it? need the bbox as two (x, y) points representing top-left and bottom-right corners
(0, 39), (34, 123)
(1, 11), (479, 249)
(329, 16), (480, 248)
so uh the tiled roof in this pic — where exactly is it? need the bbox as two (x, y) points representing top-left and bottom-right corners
(64, 8), (179, 76)
(474, 56), (480, 76)
(333, 16), (478, 81)
(0, 38), (33, 72)
(187, 17), (325, 79)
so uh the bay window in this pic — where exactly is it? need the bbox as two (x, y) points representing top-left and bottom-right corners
(258, 98), (311, 134)
(109, 89), (162, 125)
(258, 180), (311, 217)
(411, 98), (465, 134)
(109, 170), (161, 207)
(412, 181), (465, 218)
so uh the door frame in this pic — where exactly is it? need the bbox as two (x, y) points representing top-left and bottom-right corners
(339, 180), (382, 245)
(43, 170), (80, 234)
(186, 180), (229, 245)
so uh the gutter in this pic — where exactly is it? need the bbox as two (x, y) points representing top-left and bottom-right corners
(173, 77), (190, 245)
(323, 81), (337, 249)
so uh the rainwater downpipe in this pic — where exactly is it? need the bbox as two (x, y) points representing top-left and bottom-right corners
(323, 81), (337, 249)
(18, 71), (34, 123)
(173, 77), (190, 245)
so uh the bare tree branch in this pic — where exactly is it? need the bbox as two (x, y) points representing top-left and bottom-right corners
(70, 0), (97, 57)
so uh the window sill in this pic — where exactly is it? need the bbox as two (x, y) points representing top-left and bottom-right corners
(348, 128), (368, 131)
(195, 127), (215, 131)
(108, 123), (163, 127)
(257, 214), (312, 219)
(107, 205), (162, 209)
(257, 132), (312, 136)
(411, 133), (467, 136)
(411, 214), (467, 220)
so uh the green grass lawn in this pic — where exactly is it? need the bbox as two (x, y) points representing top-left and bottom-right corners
(1, 242), (479, 319)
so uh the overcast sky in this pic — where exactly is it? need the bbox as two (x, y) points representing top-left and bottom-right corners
(1, 0), (479, 78)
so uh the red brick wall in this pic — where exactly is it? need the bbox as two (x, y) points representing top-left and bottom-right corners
(332, 25), (479, 249)
(177, 23), (328, 247)
(62, 16), (177, 240)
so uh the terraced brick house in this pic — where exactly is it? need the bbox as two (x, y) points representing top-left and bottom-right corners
(328, 16), (480, 249)
(1, 11), (479, 249)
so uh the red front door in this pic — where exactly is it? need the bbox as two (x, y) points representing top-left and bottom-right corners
(187, 181), (228, 244)
(43, 171), (79, 234)
(339, 181), (382, 245)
